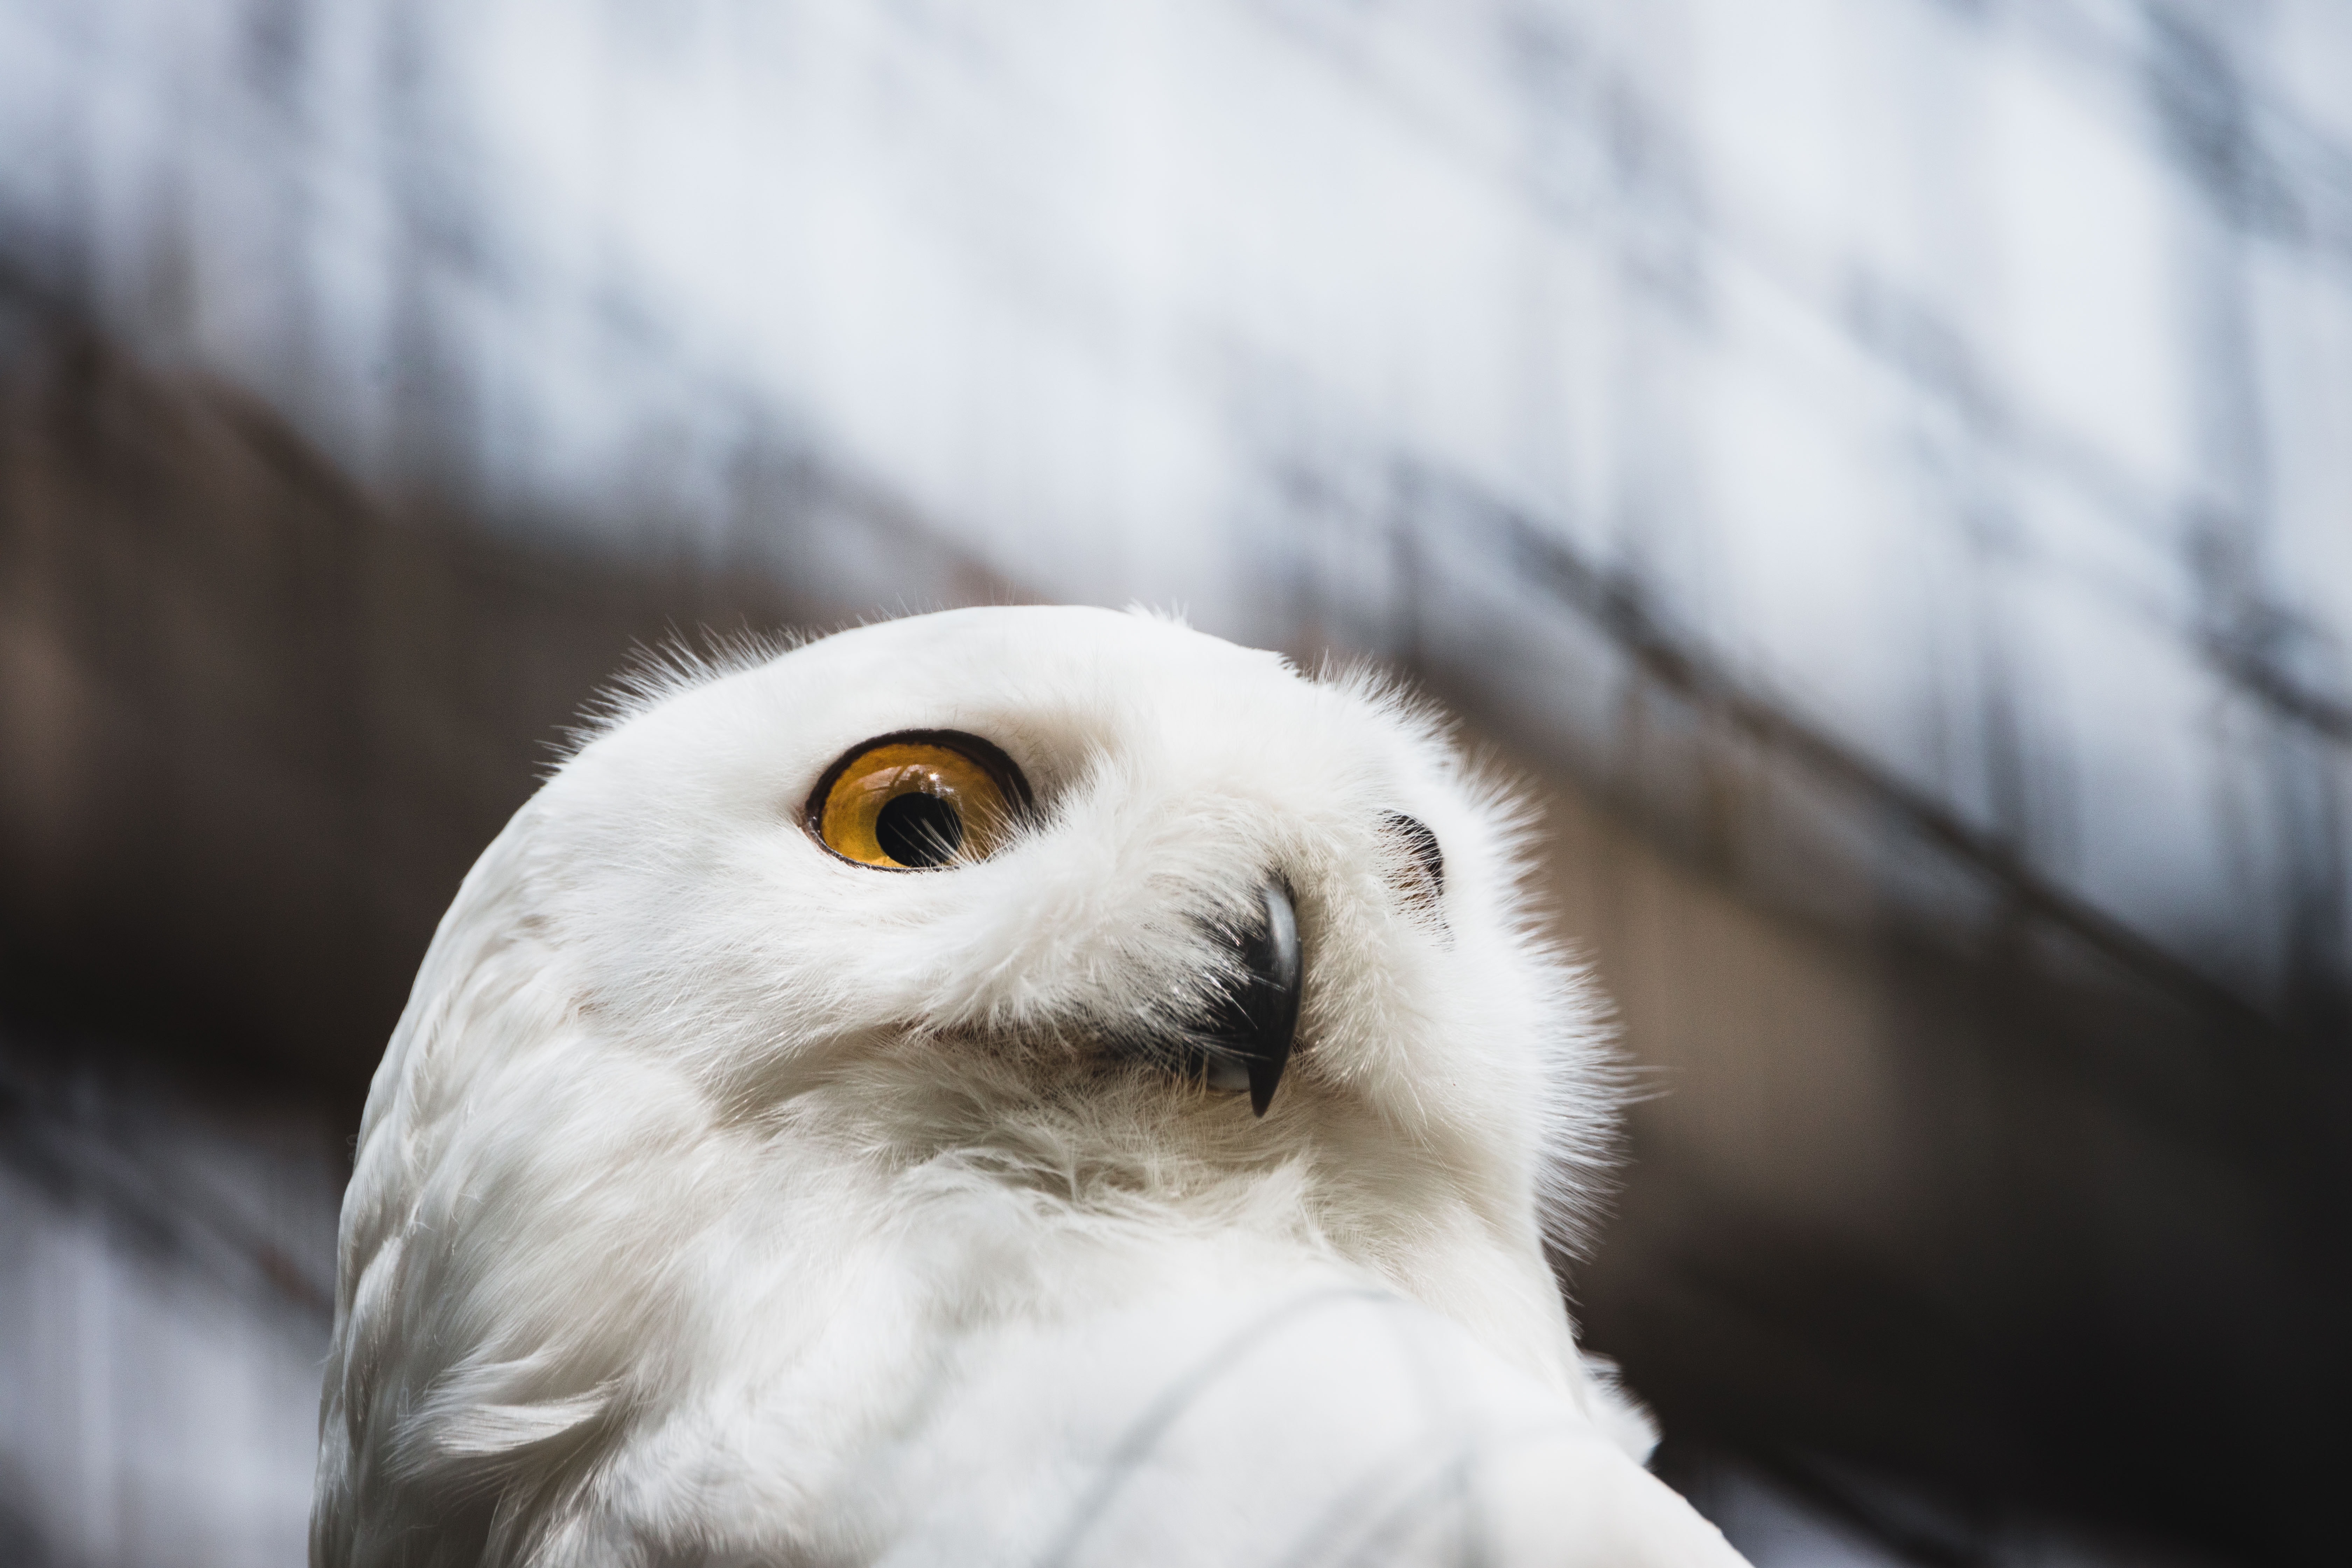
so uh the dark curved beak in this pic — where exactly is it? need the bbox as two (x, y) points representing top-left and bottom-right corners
(1198, 878), (1303, 1116)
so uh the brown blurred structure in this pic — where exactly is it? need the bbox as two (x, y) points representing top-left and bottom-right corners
(4, 274), (2343, 1566)
(0, 284), (1014, 1102)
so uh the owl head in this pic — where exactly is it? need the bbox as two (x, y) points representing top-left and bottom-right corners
(317, 606), (1638, 1563)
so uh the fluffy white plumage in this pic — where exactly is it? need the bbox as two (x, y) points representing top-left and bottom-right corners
(312, 606), (1745, 1567)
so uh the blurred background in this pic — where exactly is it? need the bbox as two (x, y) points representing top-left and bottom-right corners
(2, 1), (2347, 1563)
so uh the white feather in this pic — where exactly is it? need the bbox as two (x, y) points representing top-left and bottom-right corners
(312, 606), (1744, 1567)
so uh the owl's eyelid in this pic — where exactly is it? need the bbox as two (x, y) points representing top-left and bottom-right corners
(1380, 812), (1444, 897)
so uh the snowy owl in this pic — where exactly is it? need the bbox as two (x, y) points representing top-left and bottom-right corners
(312, 606), (1745, 1567)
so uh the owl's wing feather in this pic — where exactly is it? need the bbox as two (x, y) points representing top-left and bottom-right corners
(852, 1285), (1744, 1568)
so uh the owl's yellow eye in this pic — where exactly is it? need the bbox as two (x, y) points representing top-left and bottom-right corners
(807, 732), (1031, 870)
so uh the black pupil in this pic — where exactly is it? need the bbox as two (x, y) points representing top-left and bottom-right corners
(876, 792), (964, 867)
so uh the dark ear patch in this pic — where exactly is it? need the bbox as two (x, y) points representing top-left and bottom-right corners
(1380, 813), (1445, 921)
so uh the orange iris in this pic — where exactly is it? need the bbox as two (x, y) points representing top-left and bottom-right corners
(807, 734), (1029, 869)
